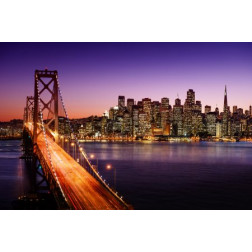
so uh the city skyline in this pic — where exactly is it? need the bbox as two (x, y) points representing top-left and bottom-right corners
(1, 42), (252, 121)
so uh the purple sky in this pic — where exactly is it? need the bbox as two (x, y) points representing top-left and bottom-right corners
(0, 42), (252, 121)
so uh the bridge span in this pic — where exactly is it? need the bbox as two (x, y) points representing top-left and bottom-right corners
(23, 69), (131, 210)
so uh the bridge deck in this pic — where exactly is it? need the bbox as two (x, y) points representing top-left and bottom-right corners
(35, 132), (127, 210)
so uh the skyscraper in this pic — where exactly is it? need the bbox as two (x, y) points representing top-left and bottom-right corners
(172, 98), (183, 136)
(127, 98), (134, 113)
(205, 105), (211, 114)
(183, 89), (195, 136)
(222, 85), (230, 136)
(118, 96), (125, 111)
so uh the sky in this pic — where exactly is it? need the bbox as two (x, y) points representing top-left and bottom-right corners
(0, 42), (252, 121)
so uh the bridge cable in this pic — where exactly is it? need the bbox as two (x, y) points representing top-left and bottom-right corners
(56, 76), (128, 207)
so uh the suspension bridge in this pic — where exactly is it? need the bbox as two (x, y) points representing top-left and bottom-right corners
(22, 69), (131, 210)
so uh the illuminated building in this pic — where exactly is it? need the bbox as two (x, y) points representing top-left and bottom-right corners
(205, 105), (211, 114)
(160, 108), (169, 134)
(138, 112), (148, 137)
(142, 98), (152, 135)
(172, 98), (183, 136)
(191, 112), (204, 136)
(118, 96), (125, 111)
(151, 101), (161, 128)
(183, 89), (195, 136)
(206, 112), (217, 136)
(222, 85), (230, 137)
(193, 100), (202, 113)
(216, 121), (222, 137)
(237, 108), (243, 117)
(127, 98), (134, 114)
(101, 115), (107, 137)
(122, 111), (132, 136)
(132, 105), (139, 137)
(161, 97), (169, 110)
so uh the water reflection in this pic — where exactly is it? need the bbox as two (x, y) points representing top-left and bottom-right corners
(80, 141), (252, 210)
(0, 140), (57, 210)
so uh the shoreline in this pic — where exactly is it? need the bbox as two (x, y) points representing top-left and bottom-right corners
(0, 137), (22, 141)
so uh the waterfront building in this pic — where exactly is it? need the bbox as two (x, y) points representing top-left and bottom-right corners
(142, 98), (152, 123)
(206, 112), (217, 136)
(138, 112), (149, 137)
(172, 98), (183, 136)
(222, 85), (230, 137)
(191, 112), (204, 136)
(122, 111), (132, 136)
(132, 105), (139, 137)
(183, 89), (195, 136)
(216, 121), (222, 138)
(151, 101), (161, 127)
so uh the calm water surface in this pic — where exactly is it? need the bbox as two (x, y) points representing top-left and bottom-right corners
(0, 140), (56, 210)
(80, 141), (252, 210)
(1, 140), (252, 209)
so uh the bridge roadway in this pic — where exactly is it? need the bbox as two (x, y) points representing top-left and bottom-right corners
(30, 128), (128, 210)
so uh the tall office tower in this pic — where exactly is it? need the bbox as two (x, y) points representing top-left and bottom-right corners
(161, 97), (169, 109)
(142, 98), (152, 123)
(122, 111), (132, 137)
(193, 100), (202, 113)
(216, 120), (222, 138)
(187, 89), (195, 104)
(205, 105), (211, 114)
(160, 108), (169, 134)
(109, 107), (114, 120)
(160, 97), (169, 134)
(183, 89), (195, 136)
(152, 101), (161, 127)
(222, 85), (230, 136)
(138, 112), (148, 137)
(206, 112), (217, 136)
(233, 105), (238, 114)
(118, 96), (125, 110)
(137, 101), (143, 113)
(172, 98), (183, 136)
(132, 105), (139, 137)
(237, 108), (243, 117)
(127, 98), (134, 114)
(101, 115), (108, 137)
(192, 112), (204, 136)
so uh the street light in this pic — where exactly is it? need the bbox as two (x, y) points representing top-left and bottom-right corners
(106, 164), (116, 190)
(90, 154), (98, 171)
(79, 147), (83, 166)
(71, 142), (76, 159)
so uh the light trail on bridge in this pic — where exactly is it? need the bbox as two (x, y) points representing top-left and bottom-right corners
(37, 131), (129, 210)
(27, 123), (129, 209)
(23, 69), (131, 210)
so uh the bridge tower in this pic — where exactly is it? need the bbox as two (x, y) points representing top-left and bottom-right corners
(25, 96), (34, 124)
(33, 69), (59, 145)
